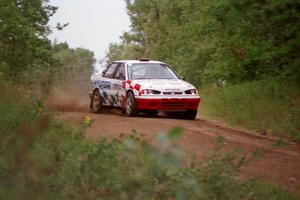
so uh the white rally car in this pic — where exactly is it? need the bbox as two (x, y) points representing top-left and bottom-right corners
(89, 59), (201, 119)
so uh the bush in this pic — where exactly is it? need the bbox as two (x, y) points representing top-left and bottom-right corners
(0, 82), (299, 200)
(200, 80), (300, 141)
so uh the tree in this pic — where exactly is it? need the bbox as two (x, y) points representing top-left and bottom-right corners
(51, 43), (96, 96)
(0, 0), (57, 80)
(106, 0), (300, 86)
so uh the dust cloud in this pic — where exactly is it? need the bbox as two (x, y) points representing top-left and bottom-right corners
(45, 67), (91, 113)
(45, 82), (121, 115)
(45, 86), (90, 112)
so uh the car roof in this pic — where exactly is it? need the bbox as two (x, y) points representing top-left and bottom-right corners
(114, 60), (166, 65)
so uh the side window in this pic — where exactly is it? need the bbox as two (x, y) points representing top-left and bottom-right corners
(113, 63), (125, 80)
(103, 63), (118, 78)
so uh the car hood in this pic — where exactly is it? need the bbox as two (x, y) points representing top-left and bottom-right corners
(131, 79), (195, 92)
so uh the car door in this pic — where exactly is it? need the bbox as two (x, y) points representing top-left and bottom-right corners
(100, 63), (118, 106)
(110, 63), (126, 107)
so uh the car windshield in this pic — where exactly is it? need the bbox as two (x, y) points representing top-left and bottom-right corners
(128, 63), (179, 80)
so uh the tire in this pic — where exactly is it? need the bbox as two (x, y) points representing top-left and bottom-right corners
(184, 110), (197, 120)
(126, 92), (138, 117)
(91, 90), (103, 113)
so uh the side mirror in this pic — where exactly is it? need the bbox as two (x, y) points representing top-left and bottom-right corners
(181, 76), (185, 80)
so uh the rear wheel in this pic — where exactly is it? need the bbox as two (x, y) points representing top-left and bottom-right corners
(91, 90), (102, 113)
(184, 110), (197, 120)
(126, 92), (138, 117)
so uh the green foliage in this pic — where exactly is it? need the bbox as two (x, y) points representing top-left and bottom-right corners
(106, 0), (300, 86)
(206, 0), (300, 84)
(200, 80), (300, 141)
(53, 42), (95, 78)
(51, 42), (96, 96)
(0, 83), (299, 199)
(0, 0), (57, 81)
(105, 42), (144, 63)
(272, 138), (289, 148)
(0, 1), (93, 98)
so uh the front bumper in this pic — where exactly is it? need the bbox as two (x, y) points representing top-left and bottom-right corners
(135, 97), (201, 110)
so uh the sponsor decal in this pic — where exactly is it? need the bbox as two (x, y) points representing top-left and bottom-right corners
(127, 80), (132, 84)
(113, 84), (122, 90)
(103, 91), (108, 99)
(125, 80), (142, 95)
(99, 81), (111, 89)
(110, 95), (117, 106)
(122, 81), (126, 89)
(134, 84), (141, 91)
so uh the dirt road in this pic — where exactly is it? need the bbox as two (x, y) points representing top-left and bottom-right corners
(57, 110), (300, 191)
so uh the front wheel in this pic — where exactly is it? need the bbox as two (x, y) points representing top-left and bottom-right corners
(91, 90), (102, 113)
(184, 110), (197, 120)
(126, 92), (138, 117)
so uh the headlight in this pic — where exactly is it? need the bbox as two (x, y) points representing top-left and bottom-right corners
(141, 89), (161, 95)
(185, 89), (198, 95)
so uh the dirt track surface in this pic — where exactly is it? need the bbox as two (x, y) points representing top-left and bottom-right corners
(59, 111), (300, 191)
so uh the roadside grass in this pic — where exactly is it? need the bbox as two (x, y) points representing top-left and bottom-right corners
(0, 81), (299, 199)
(200, 80), (300, 141)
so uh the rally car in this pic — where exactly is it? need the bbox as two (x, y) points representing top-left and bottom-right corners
(89, 59), (201, 119)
